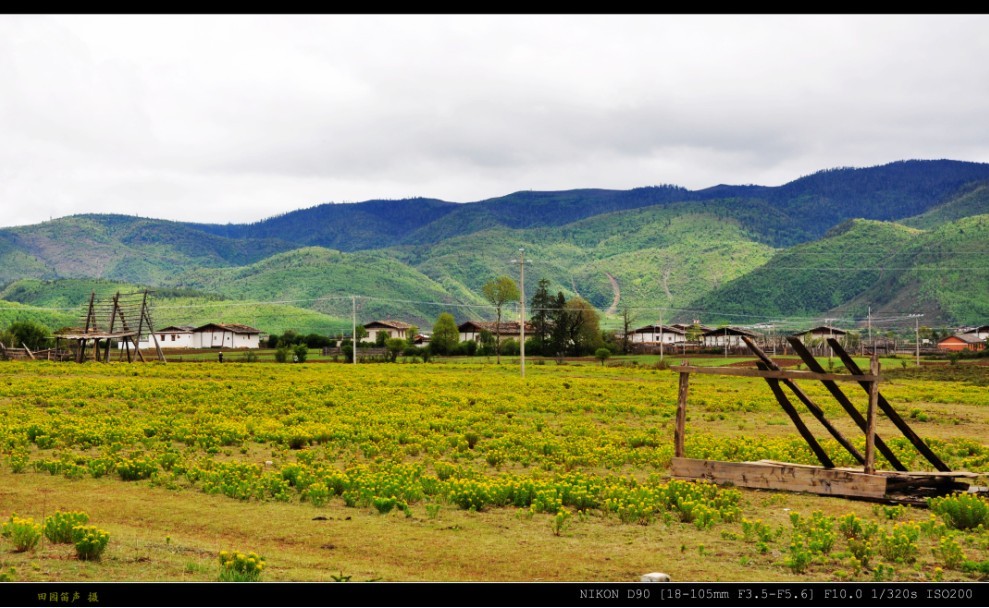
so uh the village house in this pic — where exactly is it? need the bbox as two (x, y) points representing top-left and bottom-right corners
(190, 323), (262, 349)
(938, 333), (987, 352)
(701, 326), (760, 348)
(363, 320), (414, 343)
(153, 326), (196, 349)
(628, 324), (686, 345)
(458, 321), (534, 343)
(120, 323), (262, 350)
(791, 325), (849, 343)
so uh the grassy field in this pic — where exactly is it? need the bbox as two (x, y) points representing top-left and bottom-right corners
(0, 358), (987, 584)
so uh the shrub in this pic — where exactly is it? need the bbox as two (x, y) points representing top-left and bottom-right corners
(293, 344), (308, 363)
(218, 550), (265, 582)
(274, 346), (290, 363)
(44, 511), (90, 544)
(929, 493), (989, 530)
(1, 515), (42, 552)
(72, 525), (110, 561)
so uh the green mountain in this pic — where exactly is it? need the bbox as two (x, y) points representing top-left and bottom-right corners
(167, 247), (477, 327)
(2, 159), (989, 335)
(689, 214), (989, 326)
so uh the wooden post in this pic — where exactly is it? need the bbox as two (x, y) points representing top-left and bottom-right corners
(828, 338), (949, 472)
(865, 356), (879, 474)
(22, 343), (36, 361)
(743, 336), (864, 464)
(786, 337), (905, 471)
(674, 363), (690, 458)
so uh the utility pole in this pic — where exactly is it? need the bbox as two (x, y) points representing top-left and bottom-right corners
(915, 314), (924, 367)
(352, 295), (357, 365)
(658, 309), (664, 362)
(515, 247), (527, 378)
(867, 306), (872, 354)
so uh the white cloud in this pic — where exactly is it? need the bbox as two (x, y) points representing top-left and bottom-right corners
(2, 14), (989, 227)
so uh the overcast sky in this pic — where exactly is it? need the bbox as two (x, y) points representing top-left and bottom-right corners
(2, 14), (989, 228)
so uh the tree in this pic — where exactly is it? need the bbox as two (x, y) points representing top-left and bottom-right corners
(563, 297), (603, 356)
(548, 291), (569, 360)
(1, 321), (51, 351)
(619, 305), (635, 355)
(385, 338), (406, 362)
(595, 347), (611, 366)
(431, 313), (459, 356)
(481, 276), (520, 364)
(405, 325), (420, 345)
(529, 278), (554, 356)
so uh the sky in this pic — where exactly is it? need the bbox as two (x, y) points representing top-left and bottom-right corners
(2, 14), (989, 228)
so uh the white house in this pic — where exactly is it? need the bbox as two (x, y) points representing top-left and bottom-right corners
(191, 323), (261, 349)
(701, 327), (760, 348)
(458, 321), (534, 343)
(154, 326), (196, 349)
(628, 324), (686, 345)
(364, 320), (414, 343)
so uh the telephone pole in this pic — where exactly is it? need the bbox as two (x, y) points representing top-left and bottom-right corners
(518, 247), (526, 378)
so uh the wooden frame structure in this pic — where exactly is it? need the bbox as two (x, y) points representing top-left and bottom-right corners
(670, 336), (976, 503)
(56, 291), (165, 363)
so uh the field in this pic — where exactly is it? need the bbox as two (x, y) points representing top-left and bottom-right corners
(1, 357), (988, 585)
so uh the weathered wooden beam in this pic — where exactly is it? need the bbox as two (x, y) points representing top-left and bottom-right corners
(674, 369), (689, 458)
(758, 362), (835, 468)
(21, 343), (36, 361)
(669, 457), (888, 499)
(865, 356), (879, 475)
(827, 338), (950, 472)
(669, 365), (878, 382)
(743, 336), (864, 464)
(786, 337), (906, 471)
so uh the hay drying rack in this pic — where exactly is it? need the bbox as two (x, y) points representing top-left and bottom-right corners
(670, 336), (984, 506)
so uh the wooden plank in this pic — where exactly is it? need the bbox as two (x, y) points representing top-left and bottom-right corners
(865, 357), (879, 474)
(670, 457), (888, 499)
(828, 338), (950, 472)
(670, 365), (877, 382)
(21, 343), (36, 361)
(758, 363), (834, 467)
(674, 370), (689, 457)
(786, 337), (906, 471)
(743, 336), (864, 464)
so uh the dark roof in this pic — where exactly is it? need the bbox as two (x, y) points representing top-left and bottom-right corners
(364, 320), (414, 330)
(459, 321), (535, 334)
(631, 324), (686, 335)
(193, 323), (261, 335)
(791, 326), (849, 337)
(940, 334), (985, 345)
(701, 327), (760, 338)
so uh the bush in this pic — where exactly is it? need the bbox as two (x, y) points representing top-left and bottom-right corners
(72, 525), (110, 560)
(594, 348), (611, 366)
(274, 346), (290, 363)
(293, 344), (308, 363)
(44, 511), (90, 544)
(1, 515), (42, 552)
(218, 550), (265, 582)
(929, 493), (989, 530)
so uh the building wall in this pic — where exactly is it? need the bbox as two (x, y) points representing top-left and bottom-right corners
(630, 330), (684, 344)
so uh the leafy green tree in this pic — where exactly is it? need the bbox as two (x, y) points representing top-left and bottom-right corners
(1, 321), (51, 351)
(293, 344), (308, 363)
(529, 278), (554, 356)
(405, 325), (420, 345)
(595, 347), (611, 366)
(564, 297), (603, 356)
(375, 330), (388, 347)
(478, 329), (495, 356)
(481, 276), (520, 364)
(431, 313), (459, 356)
(548, 292), (569, 359)
(385, 338), (406, 362)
